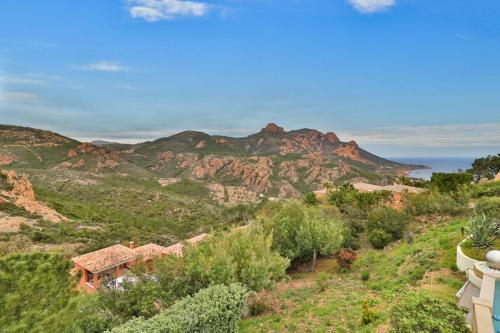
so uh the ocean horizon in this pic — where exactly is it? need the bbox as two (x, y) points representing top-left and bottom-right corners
(387, 157), (477, 180)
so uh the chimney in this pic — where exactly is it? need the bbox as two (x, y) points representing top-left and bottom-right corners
(129, 241), (135, 249)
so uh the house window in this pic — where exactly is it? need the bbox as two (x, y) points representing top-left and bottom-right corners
(86, 270), (94, 287)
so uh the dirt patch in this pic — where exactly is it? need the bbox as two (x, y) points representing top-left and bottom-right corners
(0, 214), (37, 233)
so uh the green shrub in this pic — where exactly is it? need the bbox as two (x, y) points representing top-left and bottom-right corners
(315, 272), (330, 292)
(476, 197), (500, 219)
(0, 253), (79, 333)
(473, 181), (500, 197)
(362, 301), (376, 325)
(390, 292), (467, 333)
(405, 192), (466, 216)
(367, 207), (410, 240)
(467, 213), (498, 248)
(108, 284), (249, 333)
(361, 270), (370, 281)
(264, 203), (343, 268)
(368, 229), (392, 249)
(430, 172), (472, 193)
(329, 184), (391, 218)
(157, 227), (289, 297)
(303, 192), (319, 206)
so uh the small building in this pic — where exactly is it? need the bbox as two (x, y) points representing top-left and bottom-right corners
(72, 243), (140, 293)
(71, 234), (210, 293)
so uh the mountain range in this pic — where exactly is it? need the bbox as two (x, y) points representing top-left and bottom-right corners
(0, 123), (420, 204)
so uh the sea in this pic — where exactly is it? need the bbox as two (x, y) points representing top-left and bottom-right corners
(389, 157), (477, 180)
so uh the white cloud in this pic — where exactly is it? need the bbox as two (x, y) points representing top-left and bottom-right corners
(0, 91), (43, 103)
(336, 123), (500, 148)
(74, 61), (128, 72)
(2, 76), (45, 85)
(348, 0), (396, 13)
(127, 0), (210, 22)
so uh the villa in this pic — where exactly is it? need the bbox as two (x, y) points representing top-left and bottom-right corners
(71, 234), (208, 293)
(456, 243), (500, 333)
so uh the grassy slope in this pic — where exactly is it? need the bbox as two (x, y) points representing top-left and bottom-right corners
(1, 169), (229, 254)
(240, 218), (466, 333)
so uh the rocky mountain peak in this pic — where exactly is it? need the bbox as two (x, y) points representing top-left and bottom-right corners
(261, 123), (285, 135)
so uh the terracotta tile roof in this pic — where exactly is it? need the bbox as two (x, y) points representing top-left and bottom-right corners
(72, 244), (137, 273)
(187, 233), (208, 244)
(164, 242), (184, 256)
(163, 234), (209, 257)
(134, 243), (170, 261)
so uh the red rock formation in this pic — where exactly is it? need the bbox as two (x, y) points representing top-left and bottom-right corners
(261, 123), (285, 135)
(0, 170), (68, 223)
(0, 154), (15, 165)
(334, 141), (368, 163)
(195, 140), (206, 149)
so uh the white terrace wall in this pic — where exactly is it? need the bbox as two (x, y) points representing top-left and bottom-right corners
(457, 240), (480, 272)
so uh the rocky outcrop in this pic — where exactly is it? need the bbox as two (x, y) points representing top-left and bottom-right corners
(0, 154), (15, 166)
(261, 123), (285, 135)
(225, 157), (273, 193)
(278, 182), (301, 199)
(176, 153), (198, 168)
(334, 141), (368, 163)
(206, 183), (258, 204)
(158, 178), (181, 186)
(279, 156), (350, 184)
(192, 156), (227, 178)
(157, 151), (174, 163)
(0, 170), (68, 223)
(0, 128), (71, 147)
(195, 140), (206, 149)
(64, 143), (121, 170)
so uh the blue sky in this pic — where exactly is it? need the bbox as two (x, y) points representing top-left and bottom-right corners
(0, 0), (499, 157)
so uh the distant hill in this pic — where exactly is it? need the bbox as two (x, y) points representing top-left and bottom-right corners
(0, 125), (150, 177)
(0, 123), (422, 204)
(102, 123), (422, 203)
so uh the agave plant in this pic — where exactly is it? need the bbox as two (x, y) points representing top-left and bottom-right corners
(467, 213), (499, 248)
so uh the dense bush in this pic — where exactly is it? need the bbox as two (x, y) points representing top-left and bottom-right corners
(476, 197), (500, 219)
(156, 227), (289, 297)
(405, 192), (466, 216)
(430, 172), (472, 193)
(335, 248), (357, 271)
(0, 252), (79, 333)
(473, 181), (500, 198)
(108, 284), (249, 333)
(328, 183), (391, 218)
(390, 292), (468, 333)
(263, 202), (343, 269)
(367, 207), (410, 241)
(368, 228), (392, 249)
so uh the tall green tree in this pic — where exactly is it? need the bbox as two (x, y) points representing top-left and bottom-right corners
(467, 154), (500, 180)
(264, 202), (343, 270)
(0, 253), (79, 333)
(156, 227), (289, 298)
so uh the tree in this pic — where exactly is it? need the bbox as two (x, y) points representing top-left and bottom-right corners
(430, 172), (472, 193)
(265, 202), (344, 270)
(367, 206), (410, 241)
(390, 292), (468, 333)
(0, 253), (80, 333)
(155, 227), (289, 298)
(108, 284), (249, 333)
(467, 154), (500, 181)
